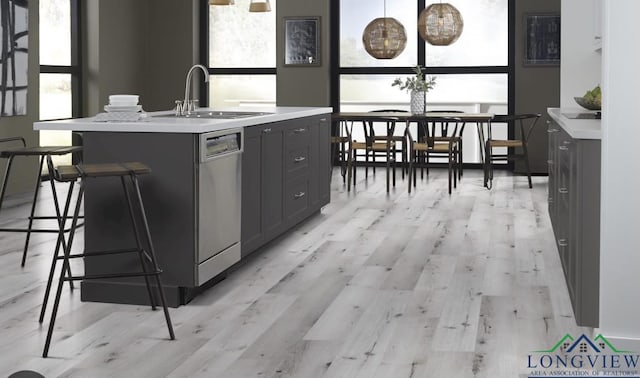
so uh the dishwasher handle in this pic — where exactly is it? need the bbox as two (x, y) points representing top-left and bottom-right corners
(200, 129), (244, 163)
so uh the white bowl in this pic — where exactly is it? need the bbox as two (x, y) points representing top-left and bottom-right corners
(109, 95), (139, 105)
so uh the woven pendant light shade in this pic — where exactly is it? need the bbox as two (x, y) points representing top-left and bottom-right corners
(362, 17), (407, 59)
(419, 3), (464, 46)
(249, 0), (271, 12)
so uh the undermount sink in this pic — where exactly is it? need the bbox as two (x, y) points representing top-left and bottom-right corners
(154, 110), (274, 119)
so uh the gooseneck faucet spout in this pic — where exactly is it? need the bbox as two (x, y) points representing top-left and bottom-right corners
(182, 64), (210, 115)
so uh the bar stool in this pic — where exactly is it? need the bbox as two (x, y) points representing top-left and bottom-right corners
(41, 161), (175, 358)
(0, 137), (83, 267)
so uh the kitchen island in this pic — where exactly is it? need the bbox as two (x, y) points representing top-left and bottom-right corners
(35, 106), (332, 306)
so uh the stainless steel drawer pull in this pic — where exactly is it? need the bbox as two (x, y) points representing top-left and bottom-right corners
(293, 128), (307, 133)
(263, 128), (272, 133)
(559, 146), (569, 151)
(559, 188), (569, 194)
(563, 140), (571, 145)
(294, 191), (306, 199)
(294, 156), (306, 163)
(548, 197), (554, 202)
(320, 118), (327, 122)
(547, 159), (554, 164)
(547, 128), (559, 133)
(558, 239), (568, 247)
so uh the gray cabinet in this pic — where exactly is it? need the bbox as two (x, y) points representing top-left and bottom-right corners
(241, 115), (330, 257)
(548, 119), (600, 327)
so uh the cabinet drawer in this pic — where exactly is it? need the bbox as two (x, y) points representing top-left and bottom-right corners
(285, 124), (311, 148)
(286, 146), (310, 176)
(284, 177), (309, 219)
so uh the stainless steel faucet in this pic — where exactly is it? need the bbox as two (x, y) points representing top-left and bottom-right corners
(179, 64), (209, 116)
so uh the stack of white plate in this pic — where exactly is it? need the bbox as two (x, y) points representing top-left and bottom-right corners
(104, 95), (142, 113)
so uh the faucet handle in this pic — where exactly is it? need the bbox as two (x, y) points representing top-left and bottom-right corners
(174, 100), (183, 116)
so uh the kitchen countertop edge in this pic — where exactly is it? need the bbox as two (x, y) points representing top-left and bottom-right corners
(34, 106), (333, 133)
(547, 107), (602, 140)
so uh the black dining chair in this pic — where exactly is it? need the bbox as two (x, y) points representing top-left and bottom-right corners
(405, 116), (464, 195)
(484, 113), (541, 189)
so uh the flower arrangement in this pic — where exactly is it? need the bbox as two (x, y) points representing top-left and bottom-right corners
(392, 65), (436, 93)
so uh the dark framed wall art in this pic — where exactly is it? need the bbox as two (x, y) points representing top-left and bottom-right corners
(524, 14), (560, 66)
(284, 16), (320, 66)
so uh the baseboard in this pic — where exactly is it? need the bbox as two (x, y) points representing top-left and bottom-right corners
(593, 329), (640, 352)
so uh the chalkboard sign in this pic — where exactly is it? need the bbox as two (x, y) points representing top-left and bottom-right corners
(284, 17), (320, 66)
(524, 14), (560, 66)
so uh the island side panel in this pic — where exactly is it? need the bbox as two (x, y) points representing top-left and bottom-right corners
(80, 132), (197, 307)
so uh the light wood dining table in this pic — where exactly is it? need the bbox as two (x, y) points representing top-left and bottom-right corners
(332, 112), (495, 191)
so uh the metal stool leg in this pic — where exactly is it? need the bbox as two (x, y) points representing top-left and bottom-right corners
(39, 180), (76, 323)
(129, 174), (175, 340)
(43, 183), (84, 358)
(121, 176), (157, 310)
(0, 156), (16, 211)
(21, 156), (46, 266)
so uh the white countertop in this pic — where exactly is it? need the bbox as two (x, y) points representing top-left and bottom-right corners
(34, 106), (333, 133)
(547, 107), (601, 140)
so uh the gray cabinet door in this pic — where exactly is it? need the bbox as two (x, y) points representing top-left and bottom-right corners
(241, 126), (264, 255)
(261, 124), (285, 240)
(548, 121), (560, 232)
(317, 116), (331, 204)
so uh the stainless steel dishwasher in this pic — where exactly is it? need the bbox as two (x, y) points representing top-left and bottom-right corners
(196, 128), (243, 285)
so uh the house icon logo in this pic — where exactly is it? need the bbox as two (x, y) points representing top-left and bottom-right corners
(527, 333), (639, 377)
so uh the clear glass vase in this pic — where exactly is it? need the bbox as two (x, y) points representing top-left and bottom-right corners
(410, 90), (427, 114)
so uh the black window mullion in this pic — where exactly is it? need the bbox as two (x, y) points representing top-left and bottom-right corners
(339, 66), (509, 75)
(209, 68), (277, 75)
(199, 0), (209, 106)
(70, 0), (81, 117)
(330, 0), (340, 112)
(417, 0), (425, 67)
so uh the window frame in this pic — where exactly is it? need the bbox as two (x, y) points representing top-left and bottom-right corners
(331, 0), (515, 116)
(199, 0), (278, 107)
(39, 0), (82, 120)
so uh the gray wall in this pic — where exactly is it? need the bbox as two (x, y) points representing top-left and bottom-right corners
(82, 0), (199, 115)
(0, 0), (40, 194)
(515, 0), (561, 173)
(276, 0), (331, 107)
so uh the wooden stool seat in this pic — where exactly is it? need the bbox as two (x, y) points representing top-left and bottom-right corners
(56, 162), (151, 181)
(0, 145), (82, 158)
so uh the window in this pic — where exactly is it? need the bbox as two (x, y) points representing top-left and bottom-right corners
(335, 0), (513, 164)
(207, 0), (277, 107)
(39, 0), (81, 165)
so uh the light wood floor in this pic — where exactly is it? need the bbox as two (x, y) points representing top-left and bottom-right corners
(0, 167), (589, 377)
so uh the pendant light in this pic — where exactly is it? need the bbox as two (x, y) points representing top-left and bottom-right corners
(362, 0), (407, 59)
(419, 2), (464, 46)
(209, 0), (234, 5)
(249, 0), (271, 12)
